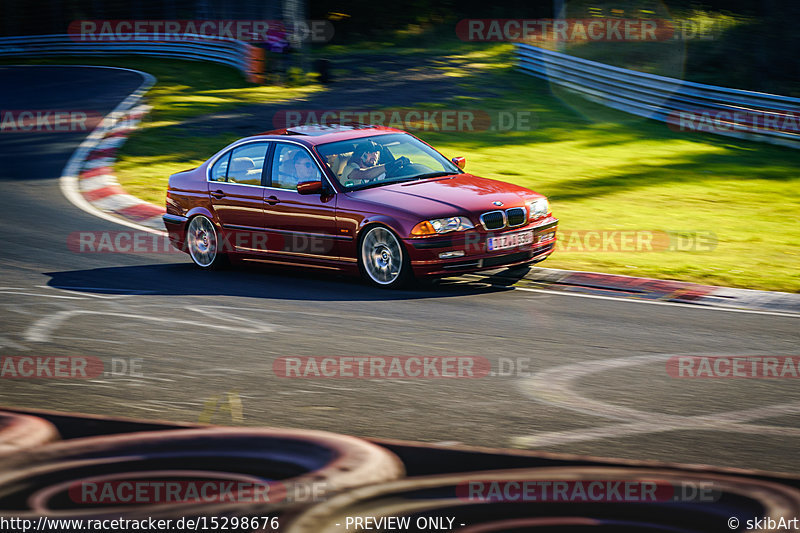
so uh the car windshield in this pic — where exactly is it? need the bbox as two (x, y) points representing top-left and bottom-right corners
(316, 133), (462, 191)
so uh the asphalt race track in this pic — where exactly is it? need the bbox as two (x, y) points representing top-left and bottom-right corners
(1, 66), (799, 475)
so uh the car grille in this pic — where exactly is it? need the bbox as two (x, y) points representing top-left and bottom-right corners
(479, 207), (528, 230)
(480, 210), (505, 230)
(506, 207), (527, 227)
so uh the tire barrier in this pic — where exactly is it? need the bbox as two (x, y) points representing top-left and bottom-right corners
(3, 409), (800, 531)
(284, 467), (800, 533)
(0, 412), (60, 455)
(0, 427), (404, 523)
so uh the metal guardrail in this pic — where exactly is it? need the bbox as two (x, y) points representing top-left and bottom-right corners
(0, 34), (265, 83)
(515, 43), (800, 149)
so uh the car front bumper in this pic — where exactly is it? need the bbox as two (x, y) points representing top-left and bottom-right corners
(405, 217), (558, 277)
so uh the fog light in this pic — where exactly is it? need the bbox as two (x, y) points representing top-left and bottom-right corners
(439, 250), (466, 259)
(536, 232), (556, 243)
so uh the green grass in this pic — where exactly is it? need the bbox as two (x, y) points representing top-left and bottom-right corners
(109, 58), (319, 204)
(7, 49), (798, 292)
(415, 46), (800, 292)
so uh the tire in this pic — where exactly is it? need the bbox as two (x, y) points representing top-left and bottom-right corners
(0, 427), (404, 519)
(284, 467), (800, 533)
(358, 225), (411, 288)
(186, 215), (228, 269)
(0, 412), (59, 456)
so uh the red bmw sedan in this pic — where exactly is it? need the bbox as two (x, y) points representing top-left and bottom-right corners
(164, 124), (557, 288)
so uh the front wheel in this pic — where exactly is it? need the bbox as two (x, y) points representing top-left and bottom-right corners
(186, 215), (228, 269)
(359, 226), (411, 288)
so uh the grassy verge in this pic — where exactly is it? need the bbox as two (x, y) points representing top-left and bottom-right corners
(414, 45), (799, 292)
(7, 49), (798, 291)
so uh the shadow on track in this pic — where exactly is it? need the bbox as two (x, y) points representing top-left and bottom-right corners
(45, 261), (519, 302)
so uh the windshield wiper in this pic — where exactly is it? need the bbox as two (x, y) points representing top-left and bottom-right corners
(410, 171), (457, 180)
(349, 178), (415, 191)
(348, 172), (458, 192)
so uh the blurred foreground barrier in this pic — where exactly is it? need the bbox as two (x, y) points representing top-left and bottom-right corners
(515, 43), (800, 149)
(0, 412), (59, 455)
(285, 466), (800, 532)
(0, 34), (264, 83)
(3, 408), (800, 532)
(0, 424), (404, 525)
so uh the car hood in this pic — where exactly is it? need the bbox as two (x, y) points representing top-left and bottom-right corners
(346, 173), (541, 219)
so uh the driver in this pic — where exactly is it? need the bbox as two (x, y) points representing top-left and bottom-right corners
(343, 140), (387, 183)
(293, 150), (318, 182)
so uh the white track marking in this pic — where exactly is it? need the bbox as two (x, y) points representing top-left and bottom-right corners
(512, 353), (800, 448)
(25, 307), (279, 343)
(53, 335), (126, 344)
(0, 336), (29, 351)
(39, 286), (152, 298)
(184, 368), (254, 376)
(95, 136), (127, 149)
(188, 304), (408, 322)
(56, 66), (165, 236)
(0, 290), (86, 300)
(511, 286), (800, 318)
(81, 157), (115, 170)
(513, 407), (800, 448)
(78, 174), (118, 191)
(90, 193), (143, 211)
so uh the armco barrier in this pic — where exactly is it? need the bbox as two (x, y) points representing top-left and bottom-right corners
(0, 34), (264, 83)
(515, 43), (800, 149)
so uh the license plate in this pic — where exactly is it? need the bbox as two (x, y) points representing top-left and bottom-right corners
(487, 231), (533, 251)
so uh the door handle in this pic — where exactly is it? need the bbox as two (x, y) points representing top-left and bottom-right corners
(265, 195), (281, 205)
(211, 190), (226, 199)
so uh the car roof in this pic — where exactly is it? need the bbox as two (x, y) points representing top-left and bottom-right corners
(251, 123), (406, 146)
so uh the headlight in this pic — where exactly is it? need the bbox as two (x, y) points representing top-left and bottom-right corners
(528, 197), (550, 220)
(411, 216), (475, 236)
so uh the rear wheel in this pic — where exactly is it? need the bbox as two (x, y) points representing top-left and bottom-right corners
(187, 215), (228, 269)
(359, 226), (411, 288)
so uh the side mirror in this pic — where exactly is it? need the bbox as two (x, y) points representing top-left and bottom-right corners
(451, 156), (466, 170)
(297, 180), (324, 195)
